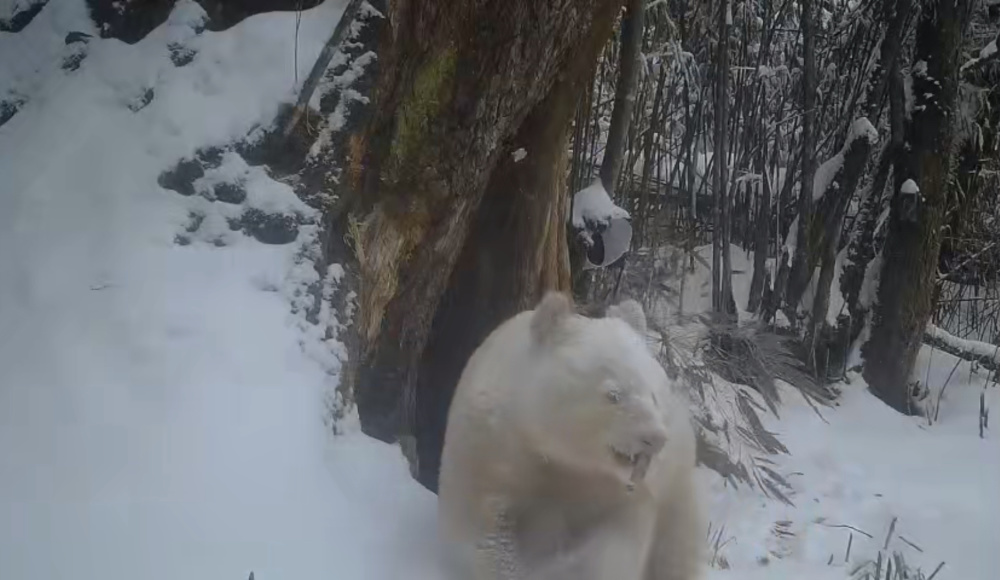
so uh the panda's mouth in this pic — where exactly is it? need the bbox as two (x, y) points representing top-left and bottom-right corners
(611, 447), (653, 487)
(612, 448), (635, 467)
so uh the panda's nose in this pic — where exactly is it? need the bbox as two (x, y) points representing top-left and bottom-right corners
(640, 428), (667, 454)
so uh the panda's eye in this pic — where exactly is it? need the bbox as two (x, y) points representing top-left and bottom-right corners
(606, 389), (622, 404)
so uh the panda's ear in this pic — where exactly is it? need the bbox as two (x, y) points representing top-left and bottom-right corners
(531, 291), (574, 345)
(607, 298), (647, 335)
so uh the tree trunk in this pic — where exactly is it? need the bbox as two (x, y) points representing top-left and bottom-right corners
(864, 0), (912, 121)
(637, 65), (667, 247)
(747, 0), (774, 314)
(784, 0), (818, 320)
(863, 0), (974, 414)
(712, 0), (734, 317)
(747, 128), (771, 314)
(600, 0), (645, 194)
(838, 0), (912, 344)
(805, 121), (876, 372)
(345, 0), (624, 491)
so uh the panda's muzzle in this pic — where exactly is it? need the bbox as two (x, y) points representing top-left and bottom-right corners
(612, 428), (667, 489)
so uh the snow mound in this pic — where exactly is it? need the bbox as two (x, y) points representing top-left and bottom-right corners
(846, 116), (879, 146)
(571, 178), (632, 268)
(571, 178), (630, 229)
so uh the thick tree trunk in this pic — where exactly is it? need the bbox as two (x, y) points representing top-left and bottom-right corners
(863, 0), (974, 414)
(600, 0), (645, 194)
(346, 0), (623, 491)
(838, 0), (912, 344)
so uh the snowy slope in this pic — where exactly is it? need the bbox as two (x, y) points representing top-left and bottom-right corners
(0, 2), (441, 579)
(704, 353), (999, 580)
(635, 243), (999, 580)
(1, 2), (997, 580)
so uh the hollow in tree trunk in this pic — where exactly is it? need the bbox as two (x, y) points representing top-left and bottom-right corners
(344, 0), (624, 491)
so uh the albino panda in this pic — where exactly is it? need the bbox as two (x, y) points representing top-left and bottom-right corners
(437, 292), (704, 580)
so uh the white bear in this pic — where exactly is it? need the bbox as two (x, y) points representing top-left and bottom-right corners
(437, 291), (704, 580)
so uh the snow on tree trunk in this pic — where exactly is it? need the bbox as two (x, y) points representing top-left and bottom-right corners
(840, 0), (912, 346)
(805, 120), (878, 372)
(345, 0), (624, 491)
(862, 0), (975, 415)
(960, 29), (999, 75)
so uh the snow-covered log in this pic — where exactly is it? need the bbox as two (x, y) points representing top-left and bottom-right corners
(960, 30), (999, 77)
(924, 324), (1000, 373)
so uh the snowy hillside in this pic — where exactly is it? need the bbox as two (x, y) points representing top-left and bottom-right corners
(0, 1), (439, 578)
(0, 2), (997, 580)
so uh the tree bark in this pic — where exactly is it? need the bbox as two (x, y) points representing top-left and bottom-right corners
(864, 0), (912, 121)
(838, 0), (912, 344)
(747, 0), (774, 314)
(346, 0), (624, 491)
(712, 0), (735, 317)
(747, 138), (773, 313)
(805, 123), (876, 372)
(863, 0), (974, 414)
(636, 65), (667, 247)
(784, 0), (818, 320)
(600, 0), (645, 194)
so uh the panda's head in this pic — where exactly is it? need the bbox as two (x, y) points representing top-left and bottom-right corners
(523, 293), (671, 490)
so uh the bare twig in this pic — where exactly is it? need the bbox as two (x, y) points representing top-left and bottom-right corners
(882, 517), (897, 551)
(927, 561), (946, 580)
(820, 522), (874, 539)
(898, 535), (924, 553)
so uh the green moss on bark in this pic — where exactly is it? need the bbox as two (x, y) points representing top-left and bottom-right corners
(385, 46), (457, 183)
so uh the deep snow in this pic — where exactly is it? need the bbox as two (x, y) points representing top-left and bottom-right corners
(1, 2), (997, 580)
(0, 1), (441, 579)
(704, 353), (999, 580)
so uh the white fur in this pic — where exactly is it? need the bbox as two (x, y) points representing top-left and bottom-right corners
(606, 298), (648, 335)
(438, 292), (704, 580)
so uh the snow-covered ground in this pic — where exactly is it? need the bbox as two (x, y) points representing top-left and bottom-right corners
(0, 2), (441, 579)
(1, 2), (997, 580)
(704, 351), (999, 580)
